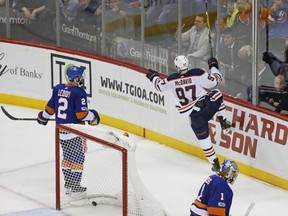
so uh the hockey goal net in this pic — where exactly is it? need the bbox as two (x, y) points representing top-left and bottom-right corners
(55, 124), (166, 216)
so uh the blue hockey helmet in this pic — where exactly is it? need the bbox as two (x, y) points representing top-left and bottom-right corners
(66, 66), (84, 82)
(220, 160), (239, 185)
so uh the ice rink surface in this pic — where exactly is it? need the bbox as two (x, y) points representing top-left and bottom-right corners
(0, 104), (288, 216)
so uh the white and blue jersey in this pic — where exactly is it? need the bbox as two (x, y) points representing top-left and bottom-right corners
(151, 67), (223, 117)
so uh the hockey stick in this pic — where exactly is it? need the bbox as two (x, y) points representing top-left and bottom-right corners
(244, 202), (255, 216)
(204, 0), (213, 57)
(1, 106), (55, 121)
(265, 0), (269, 52)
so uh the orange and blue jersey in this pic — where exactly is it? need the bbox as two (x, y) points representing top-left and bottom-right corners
(190, 175), (233, 216)
(44, 83), (89, 125)
(268, 3), (288, 39)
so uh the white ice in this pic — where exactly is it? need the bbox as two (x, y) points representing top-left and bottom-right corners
(0, 104), (288, 216)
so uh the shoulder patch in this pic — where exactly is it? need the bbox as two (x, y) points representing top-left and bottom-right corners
(218, 202), (226, 207)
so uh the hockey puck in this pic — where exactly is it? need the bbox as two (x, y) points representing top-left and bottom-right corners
(92, 201), (97, 206)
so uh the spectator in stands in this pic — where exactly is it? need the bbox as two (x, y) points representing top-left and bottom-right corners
(123, 0), (140, 7)
(0, 0), (15, 7)
(14, 0), (47, 20)
(155, 0), (178, 44)
(219, 27), (244, 71)
(221, 0), (239, 29)
(139, 0), (183, 27)
(262, 45), (288, 82)
(144, 0), (164, 27)
(237, 44), (272, 99)
(220, 0), (267, 45)
(11, 0), (56, 41)
(109, 0), (132, 16)
(246, 63), (274, 102)
(175, 14), (210, 68)
(211, 17), (227, 58)
(267, 0), (288, 39)
(272, 75), (288, 115)
(260, 45), (288, 112)
(243, 45), (274, 101)
(237, 44), (252, 99)
(266, 0), (288, 53)
(100, 0), (140, 38)
(0, 0), (6, 6)
(144, 0), (200, 46)
(75, 0), (101, 26)
(135, 0), (202, 27)
(218, 27), (245, 97)
(100, 0), (139, 20)
(60, 0), (79, 21)
(188, 0), (217, 14)
(233, 0), (253, 44)
(259, 75), (288, 115)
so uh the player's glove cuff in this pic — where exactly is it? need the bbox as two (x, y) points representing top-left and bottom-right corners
(146, 69), (159, 81)
(88, 109), (100, 126)
(37, 111), (49, 126)
(208, 57), (219, 69)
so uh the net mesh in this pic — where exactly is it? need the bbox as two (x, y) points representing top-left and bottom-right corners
(57, 124), (166, 216)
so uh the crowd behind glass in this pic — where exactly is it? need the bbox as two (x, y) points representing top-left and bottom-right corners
(1, 0), (288, 115)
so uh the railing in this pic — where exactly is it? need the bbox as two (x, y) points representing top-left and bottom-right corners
(0, 0), (286, 109)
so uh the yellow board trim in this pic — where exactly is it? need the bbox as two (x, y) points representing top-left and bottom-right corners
(1, 94), (287, 190)
(0, 94), (46, 110)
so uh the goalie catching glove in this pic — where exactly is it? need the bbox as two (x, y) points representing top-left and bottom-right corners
(207, 57), (219, 69)
(146, 69), (159, 81)
(88, 109), (100, 126)
(37, 111), (49, 125)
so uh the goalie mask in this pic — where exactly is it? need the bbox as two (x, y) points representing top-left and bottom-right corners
(220, 160), (239, 185)
(67, 66), (85, 85)
(174, 55), (189, 71)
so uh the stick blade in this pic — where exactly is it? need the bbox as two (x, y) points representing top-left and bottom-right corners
(0, 105), (42, 121)
(244, 202), (255, 216)
(1, 106), (18, 120)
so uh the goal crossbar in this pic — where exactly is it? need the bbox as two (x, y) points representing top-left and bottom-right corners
(55, 124), (166, 216)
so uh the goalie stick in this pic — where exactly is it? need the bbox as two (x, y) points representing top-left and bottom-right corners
(229, 202), (255, 216)
(1, 106), (55, 121)
(244, 202), (255, 216)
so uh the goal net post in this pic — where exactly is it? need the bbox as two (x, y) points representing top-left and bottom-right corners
(55, 124), (166, 216)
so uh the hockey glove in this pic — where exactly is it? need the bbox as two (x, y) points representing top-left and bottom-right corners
(146, 69), (159, 81)
(208, 57), (219, 69)
(88, 109), (100, 126)
(262, 52), (277, 65)
(37, 111), (49, 126)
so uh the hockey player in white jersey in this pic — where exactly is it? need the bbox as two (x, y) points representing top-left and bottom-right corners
(146, 55), (231, 172)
